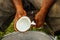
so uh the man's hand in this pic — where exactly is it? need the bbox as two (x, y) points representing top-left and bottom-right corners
(35, 10), (45, 28)
(35, 0), (55, 28)
(13, 0), (27, 31)
(14, 9), (26, 31)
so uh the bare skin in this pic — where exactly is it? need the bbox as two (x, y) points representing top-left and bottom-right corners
(35, 0), (55, 28)
(13, 0), (55, 31)
(13, 0), (27, 31)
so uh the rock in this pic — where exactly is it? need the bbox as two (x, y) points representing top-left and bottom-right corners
(2, 31), (53, 40)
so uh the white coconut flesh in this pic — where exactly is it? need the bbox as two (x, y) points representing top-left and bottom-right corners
(16, 16), (31, 32)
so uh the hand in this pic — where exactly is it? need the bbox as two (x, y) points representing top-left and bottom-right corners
(35, 0), (55, 28)
(35, 11), (45, 28)
(14, 9), (27, 31)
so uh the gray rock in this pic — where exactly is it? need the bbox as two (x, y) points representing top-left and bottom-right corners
(2, 31), (53, 40)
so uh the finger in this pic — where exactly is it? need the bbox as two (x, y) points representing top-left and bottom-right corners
(14, 18), (19, 32)
(38, 21), (44, 28)
(35, 17), (38, 23)
(35, 20), (40, 28)
(23, 11), (27, 16)
(36, 22), (40, 28)
(37, 22), (40, 28)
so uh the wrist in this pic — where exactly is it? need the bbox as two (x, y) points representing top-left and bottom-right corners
(39, 7), (48, 14)
(36, 7), (47, 18)
(16, 5), (24, 10)
(16, 8), (24, 12)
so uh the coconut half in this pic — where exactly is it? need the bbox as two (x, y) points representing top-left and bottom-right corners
(16, 16), (31, 32)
